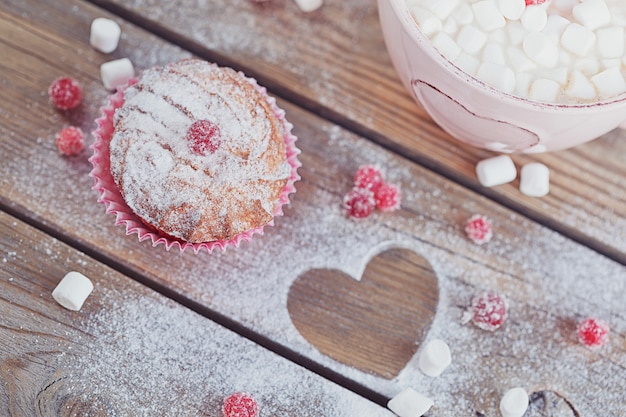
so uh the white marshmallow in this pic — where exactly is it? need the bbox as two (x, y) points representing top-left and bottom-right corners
(523, 33), (559, 68)
(537, 67), (568, 84)
(521, 6), (548, 32)
(572, 0), (611, 31)
(293, 0), (323, 13)
(553, 0), (579, 14)
(573, 57), (600, 77)
(421, 0), (460, 20)
(612, 8), (626, 26)
(490, 29), (507, 44)
(498, 0), (525, 21)
(529, 78), (561, 102)
(596, 26), (624, 58)
(507, 47), (537, 72)
(457, 25), (488, 54)
(565, 70), (597, 100)
(477, 62), (516, 93)
(514, 72), (533, 97)
(523, 143), (547, 154)
(418, 339), (452, 377)
(90, 18), (121, 53)
(410, 6), (443, 36)
(387, 388), (434, 417)
(541, 14), (571, 44)
(100, 58), (135, 90)
(500, 387), (529, 417)
(452, 3), (474, 26)
(475, 155), (517, 187)
(506, 20), (527, 45)
(454, 52), (481, 75)
(482, 43), (506, 65)
(557, 50), (573, 68)
(432, 32), (462, 61)
(442, 18), (458, 35)
(520, 162), (550, 197)
(602, 58), (622, 68)
(591, 67), (626, 98)
(485, 141), (512, 152)
(560, 23), (597, 57)
(52, 271), (94, 311)
(472, 0), (506, 31)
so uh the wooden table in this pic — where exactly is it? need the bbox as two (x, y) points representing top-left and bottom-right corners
(1, 1), (624, 415)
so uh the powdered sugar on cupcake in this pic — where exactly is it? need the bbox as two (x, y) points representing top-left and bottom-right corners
(109, 60), (292, 243)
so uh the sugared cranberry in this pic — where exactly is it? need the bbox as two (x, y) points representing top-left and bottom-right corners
(48, 77), (83, 110)
(354, 165), (384, 191)
(55, 126), (85, 156)
(525, 0), (547, 5)
(465, 292), (508, 331)
(185, 119), (221, 155)
(578, 317), (610, 348)
(374, 182), (401, 212)
(343, 187), (376, 219)
(223, 392), (259, 417)
(465, 214), (493, 245)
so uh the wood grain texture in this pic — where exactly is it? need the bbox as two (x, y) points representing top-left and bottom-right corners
(0, 1), (625, 415)
(0, 212), (393, 416)
(78, 0), (626, 264)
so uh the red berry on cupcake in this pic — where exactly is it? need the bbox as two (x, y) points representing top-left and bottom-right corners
(186, 119), (221, 155)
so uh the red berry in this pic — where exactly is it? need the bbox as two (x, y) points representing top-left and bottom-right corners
(354, 165), (384, 191)
(55, 126), (85, 156)
(578, 317), (610, 348)
(465, 292), (508, 331)
(343, 187), (376, 219)
(465, 214), (493, 245)
(223, 392), (259, 417)
(525, 0), (547, 5)
(185, 119), (221, 155)
(48, 77), (83, 110)
(374, 182), (401, 212)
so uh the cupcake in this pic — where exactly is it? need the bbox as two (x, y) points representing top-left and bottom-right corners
(90, 59), (300, 252)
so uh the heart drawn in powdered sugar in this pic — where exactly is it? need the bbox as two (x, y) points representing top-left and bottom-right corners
(287, 247), (439, 379)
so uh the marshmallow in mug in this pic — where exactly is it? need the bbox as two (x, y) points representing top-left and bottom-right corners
(406, 0), (626, 104)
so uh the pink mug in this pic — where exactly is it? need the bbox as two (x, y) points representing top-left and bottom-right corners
(378, 0), (626, 153)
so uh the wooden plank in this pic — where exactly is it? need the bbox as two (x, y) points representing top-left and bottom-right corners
(0, 2), (624, 416)
(70, 0), (626, 263)
(0, 211), (393, 416)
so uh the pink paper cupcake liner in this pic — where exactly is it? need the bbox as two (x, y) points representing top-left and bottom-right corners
(89, 75), (301, 254)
